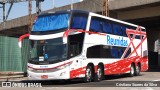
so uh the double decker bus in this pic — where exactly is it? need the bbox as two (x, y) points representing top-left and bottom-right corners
(19, 10), (148, 82)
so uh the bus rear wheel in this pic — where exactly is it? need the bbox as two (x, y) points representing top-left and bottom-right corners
(95, 65), (104, 82)
(135, 64), (141, 76)
(84, 65), (94, 82)
(128, 64), (135, 77)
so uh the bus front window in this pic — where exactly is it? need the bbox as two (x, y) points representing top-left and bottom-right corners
(30, 37), (67, 64)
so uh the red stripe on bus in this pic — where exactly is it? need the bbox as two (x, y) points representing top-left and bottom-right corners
(18, 34), (30, 42)
(69, 56), (148, 78)
(63, 29), (106, 38)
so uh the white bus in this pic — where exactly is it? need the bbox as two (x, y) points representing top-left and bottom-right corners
(19, 10), (148, 82)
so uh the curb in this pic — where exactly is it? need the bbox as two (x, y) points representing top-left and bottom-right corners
(0, 72), (26, 81)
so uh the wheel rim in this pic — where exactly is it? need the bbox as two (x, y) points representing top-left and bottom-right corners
(136, 65), (140, 74)
(131, 65), (134, 75)
(97, 68), (102, 80)
(86, 68), (91, 81)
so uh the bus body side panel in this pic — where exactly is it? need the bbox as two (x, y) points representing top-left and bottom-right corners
(80, 32), (148, 76)
(69, 57), (86, 79)
(68, 30), (148, 78)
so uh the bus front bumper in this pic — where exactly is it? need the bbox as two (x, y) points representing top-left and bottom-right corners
(27, 67), (70, 80)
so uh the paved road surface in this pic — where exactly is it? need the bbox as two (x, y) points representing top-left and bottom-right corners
(0, 72), (160, 90)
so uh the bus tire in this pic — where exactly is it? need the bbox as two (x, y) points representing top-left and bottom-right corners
(84, 65), (94, 82)
(128, 64), (135, 77)
(135, 64), (141, 76)
(95, 65), (104, 82)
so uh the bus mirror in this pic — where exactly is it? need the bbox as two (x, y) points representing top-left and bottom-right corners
(63, 37), (67, 44)
(30, 40), (34, 48)
(18, 34), (30, 48)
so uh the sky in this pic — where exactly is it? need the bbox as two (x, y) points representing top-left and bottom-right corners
(0, 0), (81, 22)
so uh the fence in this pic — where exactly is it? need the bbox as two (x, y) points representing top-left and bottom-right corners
(0, 36), (29, 72)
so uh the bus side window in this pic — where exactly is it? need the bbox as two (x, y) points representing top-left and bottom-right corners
(87, 45), (101, 58)
(113, 23), (122, 36)
(102, 21), (112, 34)
(119, 48), (124, 58)
(111, 47), (119, 58)
(90, 18), (102, 32)
(71, 14), (87, 30)
(124, 48), (131, 58)
(70, 43), (79, 57)
(121, 26), (127, 37)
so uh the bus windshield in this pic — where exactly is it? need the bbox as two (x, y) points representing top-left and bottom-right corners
(29, 37), (67, 64)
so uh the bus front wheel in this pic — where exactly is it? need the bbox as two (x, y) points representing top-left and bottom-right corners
(84, 65), (94, 82)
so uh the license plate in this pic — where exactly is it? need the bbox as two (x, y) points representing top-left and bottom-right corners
(41, 75), (48, 79)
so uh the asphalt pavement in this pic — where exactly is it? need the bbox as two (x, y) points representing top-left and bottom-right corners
(0, 71), (160, 90)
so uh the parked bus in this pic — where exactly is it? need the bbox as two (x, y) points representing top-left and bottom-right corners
(19, 10), (148, 82)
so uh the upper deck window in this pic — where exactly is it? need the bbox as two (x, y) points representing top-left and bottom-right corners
(112, 23), (123, 36)
(102, 21), (112, 34)
(90, 17), (114, 34)
(89, 16), (141, 38)
(90, 17), (102, 32)
(70, 13), (88, 30)
(32, 13), (69, 32)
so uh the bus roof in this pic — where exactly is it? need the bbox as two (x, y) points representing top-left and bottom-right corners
(39, 10), (89, 17)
